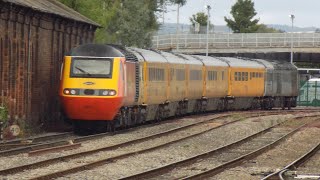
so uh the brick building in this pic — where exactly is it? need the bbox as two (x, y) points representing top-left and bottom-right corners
(0, 0), (99, 132)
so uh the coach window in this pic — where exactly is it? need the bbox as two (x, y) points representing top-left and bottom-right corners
(222, 71), (224, 80)
(170, 68), (174, 81)
(177, 69), (185, 81)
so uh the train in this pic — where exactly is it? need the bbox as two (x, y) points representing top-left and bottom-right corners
(59, 44), (299, 133)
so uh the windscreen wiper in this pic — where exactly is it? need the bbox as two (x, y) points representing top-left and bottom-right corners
(75, 66), (91, 76)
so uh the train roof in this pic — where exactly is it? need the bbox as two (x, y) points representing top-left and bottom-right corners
(160, 52), (186, 64)
(254, 59), (297, 70)
(69, 44), (124, 57)
(220, 57), (265, 68)
(129, 48), (168, 63)
(177, 54), (203, 65)
(192, 56), (229, 67)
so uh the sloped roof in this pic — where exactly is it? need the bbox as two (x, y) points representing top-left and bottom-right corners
(1, 0), (100, 27)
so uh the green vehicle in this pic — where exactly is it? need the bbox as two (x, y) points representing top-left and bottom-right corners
(298, 78), (320, 106)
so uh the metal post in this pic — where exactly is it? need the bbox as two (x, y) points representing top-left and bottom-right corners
(176, 4), (180, 51)
(206, 5), (211, 56)
(307, 81), (309, 106)
(315, 81), (317, 106)
(290, 14), (295, 64)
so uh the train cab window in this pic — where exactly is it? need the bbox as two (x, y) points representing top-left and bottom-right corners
(71, 58), (112, 78)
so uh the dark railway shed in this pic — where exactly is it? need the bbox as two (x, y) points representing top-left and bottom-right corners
(0, 0), (99, 134)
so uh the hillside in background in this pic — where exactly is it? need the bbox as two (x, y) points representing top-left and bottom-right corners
(157, 23), (318, 34)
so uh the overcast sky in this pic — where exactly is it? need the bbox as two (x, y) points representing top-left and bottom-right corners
(163, 0), (320, 27)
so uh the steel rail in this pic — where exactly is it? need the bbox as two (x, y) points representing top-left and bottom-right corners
(179, 119), (319, 180)
(0, 110), (250, 156)
(262, 141), (320, 180)
(0, 109), (291, 156)
(25, 112), (283, 180)
(0, 109), (316, 157)
(119, 116), (319, 180)
(0, 132), (73, 146)
(0, 113), (240, 176)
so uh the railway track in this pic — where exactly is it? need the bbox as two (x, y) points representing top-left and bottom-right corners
(262, 141), (320, 180)
(119, 116), (319, 180)
(0, 109), (302, 156)
(0, 111), (299, 179)
(0, 112), (233, 156)
(0, 132), (75, 153)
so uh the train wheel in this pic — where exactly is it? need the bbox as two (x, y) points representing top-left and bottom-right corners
(281, 97), (286, 110)
(107, 121), (115, 132)
(73, 121), (90, 135)
(287, 98), (292, 110)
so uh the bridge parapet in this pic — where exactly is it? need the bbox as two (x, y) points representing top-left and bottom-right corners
(152, 33), (320, 53)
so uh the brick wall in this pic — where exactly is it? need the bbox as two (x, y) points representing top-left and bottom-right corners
(0, 4), (96, 131)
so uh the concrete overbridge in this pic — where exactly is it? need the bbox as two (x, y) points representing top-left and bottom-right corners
(152, 33), (320, 65)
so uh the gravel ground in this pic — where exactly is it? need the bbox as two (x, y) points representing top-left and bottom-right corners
(297, 151), (320, 175)
(0, 111), (316, 180)
(212, 119), (320, 180)
(55, 114), (294, 180)
(0, 113), (228, 170)
(1, 114), (251, 179)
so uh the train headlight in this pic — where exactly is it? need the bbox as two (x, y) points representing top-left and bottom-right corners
(70, 90), (76, 95)
(63, 89), (79, 95)
(64, 89), (70, 95)
(102, 90), (109, 96)
(108, 90), (117, 96)
(99, 89), (117, 96)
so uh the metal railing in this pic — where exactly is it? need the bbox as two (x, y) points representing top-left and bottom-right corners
(297, 80), (320, 107)
(152, 33), (320, 50)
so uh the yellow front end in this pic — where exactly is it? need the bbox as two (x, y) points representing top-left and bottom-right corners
(59, 56), (125, 120)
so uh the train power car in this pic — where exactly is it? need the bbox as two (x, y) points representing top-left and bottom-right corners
(59, 44), (299, 133)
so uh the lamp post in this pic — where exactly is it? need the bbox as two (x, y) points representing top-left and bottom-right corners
(176, 4), (180, 51)
(206, 5), (211, 56)
(289, 14), (295, 64)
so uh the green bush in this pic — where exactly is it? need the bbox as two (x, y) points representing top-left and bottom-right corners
(0, 106), (8, 122)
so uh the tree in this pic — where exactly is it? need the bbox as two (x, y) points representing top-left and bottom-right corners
(256, 24), (284, 33)
(59, 0), (163, 47)
(224, 0), (259, 33)
(189, 12), (214, 33)
(113, 0), (159, 47)
(169, 0), (187, 6)
(190, 12), (208, 26)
